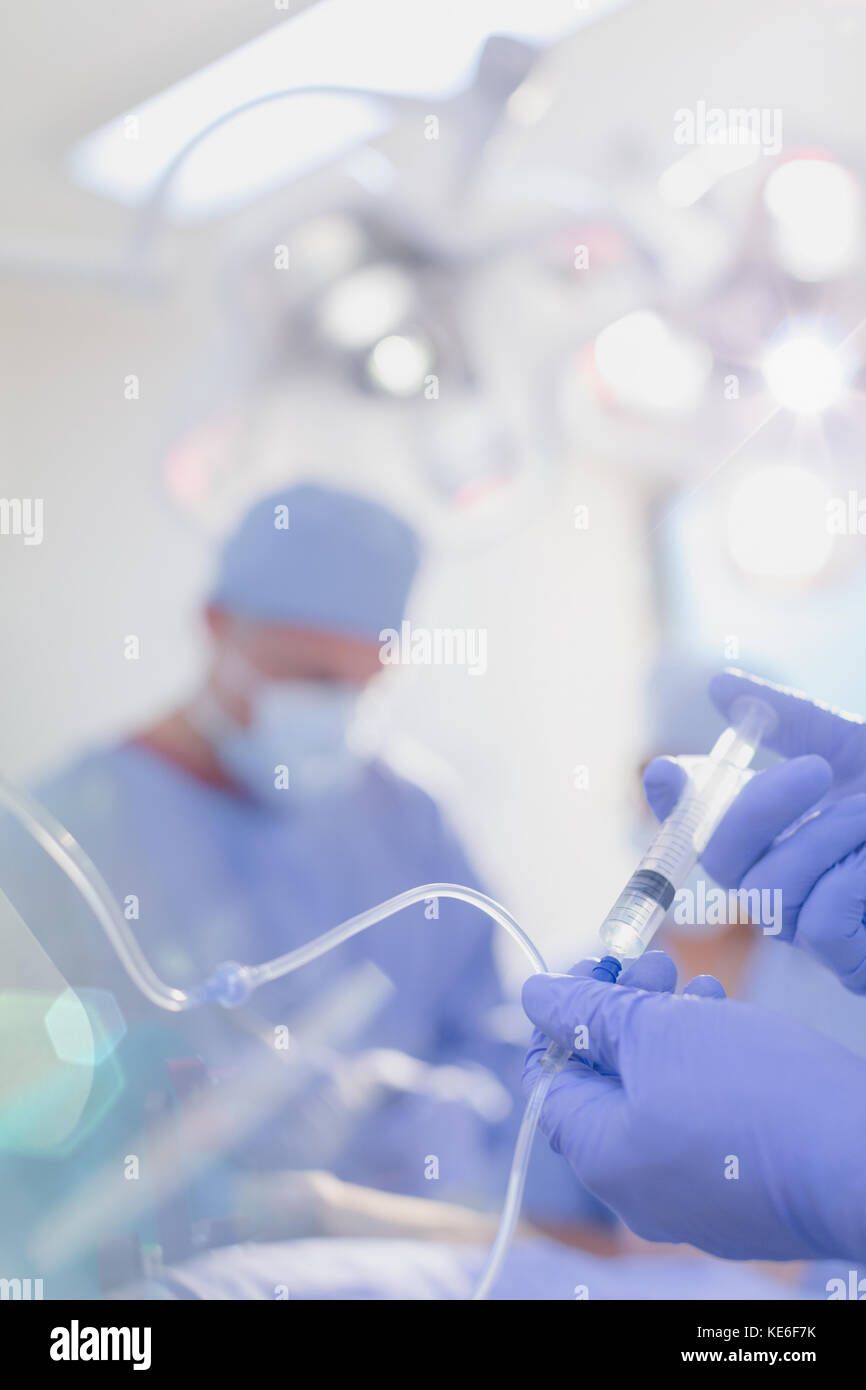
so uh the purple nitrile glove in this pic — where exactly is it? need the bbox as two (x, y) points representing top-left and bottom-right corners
(523, 954), (866, 1261)
(643, 670), (866, 992)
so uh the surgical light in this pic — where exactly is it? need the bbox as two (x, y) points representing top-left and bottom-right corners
(71, 92), (389, 223)
(68, 0), (628, 220)
(288, 215), (366, 282)
(366, 335), (432, 396)
(506, 80), (554, 128)
(658, 142), (760, 209)
(764, 158), (861, 282)
(762, 334), (851, 414)
(593, 310), (712, 415)
(317, 264), (414, 350)
(726, 464), (834, 581)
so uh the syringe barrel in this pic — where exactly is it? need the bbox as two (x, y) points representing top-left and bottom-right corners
(598, 695), (776, 961)
(598, 877), (674, 959)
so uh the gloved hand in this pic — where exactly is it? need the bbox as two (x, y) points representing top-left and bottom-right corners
(644, 670), (866, 992)
(523, 956), (866, 1261)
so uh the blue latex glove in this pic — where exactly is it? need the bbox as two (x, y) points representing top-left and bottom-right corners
(643, 670), (866, 992)
(523, 956), (866, 1260)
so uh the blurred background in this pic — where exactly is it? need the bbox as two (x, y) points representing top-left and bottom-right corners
(2, 0), (866, 971)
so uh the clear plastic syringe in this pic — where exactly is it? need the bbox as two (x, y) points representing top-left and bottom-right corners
(597, 694), (777, 965)
(542, 693), (777, 1056)
(471, 694), (778, 1300)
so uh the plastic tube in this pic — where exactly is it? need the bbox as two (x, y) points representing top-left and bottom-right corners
(0, 778), (197, 1012)
(236, 883), (547, 996)
(0, 775), (549, 1296)
(0, 780), (547, 1004)
(471, 1061), (557, 1299)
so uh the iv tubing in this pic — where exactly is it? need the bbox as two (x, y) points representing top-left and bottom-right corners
(0, 774), (551, 1297)
(0, 778), (192, 1012)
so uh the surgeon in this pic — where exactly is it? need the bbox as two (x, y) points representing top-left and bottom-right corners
(523, 671), (866, 1261)
(0, 482), (580, 1229)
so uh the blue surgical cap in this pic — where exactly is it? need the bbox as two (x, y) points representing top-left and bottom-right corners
(209, 484), (420, 641)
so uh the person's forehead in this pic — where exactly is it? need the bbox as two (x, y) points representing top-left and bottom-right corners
(238, 621), (382, 677)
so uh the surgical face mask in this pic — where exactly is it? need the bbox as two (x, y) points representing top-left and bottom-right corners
(193, 655), (363, 811)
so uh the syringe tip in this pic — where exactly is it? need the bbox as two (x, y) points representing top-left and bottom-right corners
(591, 955), (623, 984)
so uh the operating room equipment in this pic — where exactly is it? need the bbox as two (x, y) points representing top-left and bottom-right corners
(0, 693), (775, 1298)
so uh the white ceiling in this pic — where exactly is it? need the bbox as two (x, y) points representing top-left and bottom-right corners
(0, 1), (294, 151)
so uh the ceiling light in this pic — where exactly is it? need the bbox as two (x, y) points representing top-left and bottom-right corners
(593, 310), (712, 415)
(726, 464), (834, 580)
(317, 264), (414, 349)
(366, 334), (433, 395)
(764, 158), (861, 282)
(68, 0), (629, 220)
(762, 334), (852, 413)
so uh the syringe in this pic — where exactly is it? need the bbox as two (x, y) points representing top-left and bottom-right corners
(598, 694), (777, 966)
(472, 694), (779, 1300)
(540, 694), (777, 1065)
